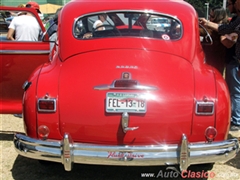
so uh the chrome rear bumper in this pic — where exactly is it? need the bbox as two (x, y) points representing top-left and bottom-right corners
(14, 133), (239, 171)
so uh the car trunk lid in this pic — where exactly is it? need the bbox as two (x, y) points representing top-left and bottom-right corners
(58, 49), (194, 145)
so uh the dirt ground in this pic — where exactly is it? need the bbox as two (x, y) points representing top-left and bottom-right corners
(0, 114), (240, 180)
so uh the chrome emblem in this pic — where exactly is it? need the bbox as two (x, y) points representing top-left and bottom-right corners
(122, 72), (131, 79)
(116, 65), (138, 69)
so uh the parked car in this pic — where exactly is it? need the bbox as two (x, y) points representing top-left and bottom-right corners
(0, 0), (239, 172)
(0, 6), (49, 113)
(0, 12), (9, 33)
(146, 17), (171, 32)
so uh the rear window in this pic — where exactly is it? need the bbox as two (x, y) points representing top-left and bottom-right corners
(73, 11), (182, 40)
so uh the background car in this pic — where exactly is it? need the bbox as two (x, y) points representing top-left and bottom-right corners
(146, 17), (171, 32)
(0, 12), (10, 34)
(0, 6), (50, 114)
(0, 0), (239, 174)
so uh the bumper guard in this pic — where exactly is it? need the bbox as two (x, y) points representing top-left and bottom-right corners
(14, 133), (239, 171)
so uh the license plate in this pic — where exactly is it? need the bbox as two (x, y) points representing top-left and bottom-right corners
(106, 92), (146, 113)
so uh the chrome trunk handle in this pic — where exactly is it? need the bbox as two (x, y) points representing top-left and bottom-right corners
(121, 112), (139, 133)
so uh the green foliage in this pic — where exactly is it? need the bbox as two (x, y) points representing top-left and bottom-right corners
(184, 0), (223, 17)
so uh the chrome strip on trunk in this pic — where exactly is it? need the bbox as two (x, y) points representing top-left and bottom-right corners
(94, 84), (158, 90)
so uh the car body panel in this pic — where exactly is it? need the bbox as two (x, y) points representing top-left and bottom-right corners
(58, 0), (199, 62)
(58, 50), (194, 144)
(0, 6), (50, 113)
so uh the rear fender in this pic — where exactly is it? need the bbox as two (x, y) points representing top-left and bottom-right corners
(23, 65), (43, 138)
(214, 71), (231, 140)
(35, 57), (62, 140)
(191, 65), (216, 142)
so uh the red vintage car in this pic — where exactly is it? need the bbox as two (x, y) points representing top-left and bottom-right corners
(0, 0), (239, 172)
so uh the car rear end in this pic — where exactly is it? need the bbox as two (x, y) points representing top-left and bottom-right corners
(14, 0), (239, 172)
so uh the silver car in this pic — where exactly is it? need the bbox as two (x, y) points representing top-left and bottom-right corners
(146, 17), (170, 32)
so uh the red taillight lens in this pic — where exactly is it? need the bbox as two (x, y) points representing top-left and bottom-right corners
(38, 125), (50, 139)
(196, 101), (214, 115)
(38, 99), (56, 112)
(205, 126), (217, 142)
(114, 80), (138, 88)
(39, 100), (54, 109)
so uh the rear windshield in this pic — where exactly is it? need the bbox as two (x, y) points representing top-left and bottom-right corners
(73, 11), (182, 40)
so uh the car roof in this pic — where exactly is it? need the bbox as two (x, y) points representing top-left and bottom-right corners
(64, 0), (188, 15)
(58, 0), (200, 62)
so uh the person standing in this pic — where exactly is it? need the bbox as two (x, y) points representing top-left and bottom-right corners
(199, 1), (240, 61)
(200, 6), (229, 75)
(17, 4), (25, 8)
(46, 8), (62, 51)
(223, 0), (240, 131)
(26, 1), (44, 20)
(7, 2), (41, 41)
(200, 0), (240, 131)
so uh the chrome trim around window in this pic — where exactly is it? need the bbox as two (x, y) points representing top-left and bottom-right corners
(73, 10), (183, 40)
(73, 9), (181, 29)
(0, 50), (50, 54)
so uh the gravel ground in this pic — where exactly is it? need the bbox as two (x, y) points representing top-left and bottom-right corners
(0, 114), (240, 180)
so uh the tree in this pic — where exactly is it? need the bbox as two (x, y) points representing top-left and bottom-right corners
(185, 0), (223, 17)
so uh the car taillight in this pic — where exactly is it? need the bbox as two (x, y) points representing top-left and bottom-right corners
(195, 101), (214, 115)
(38, 98), (56, 112)
(205, 126), (217, 142)
(38, 125), (50, 139)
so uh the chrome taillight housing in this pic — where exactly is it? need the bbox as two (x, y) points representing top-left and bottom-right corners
(195, 101), (214, 115)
